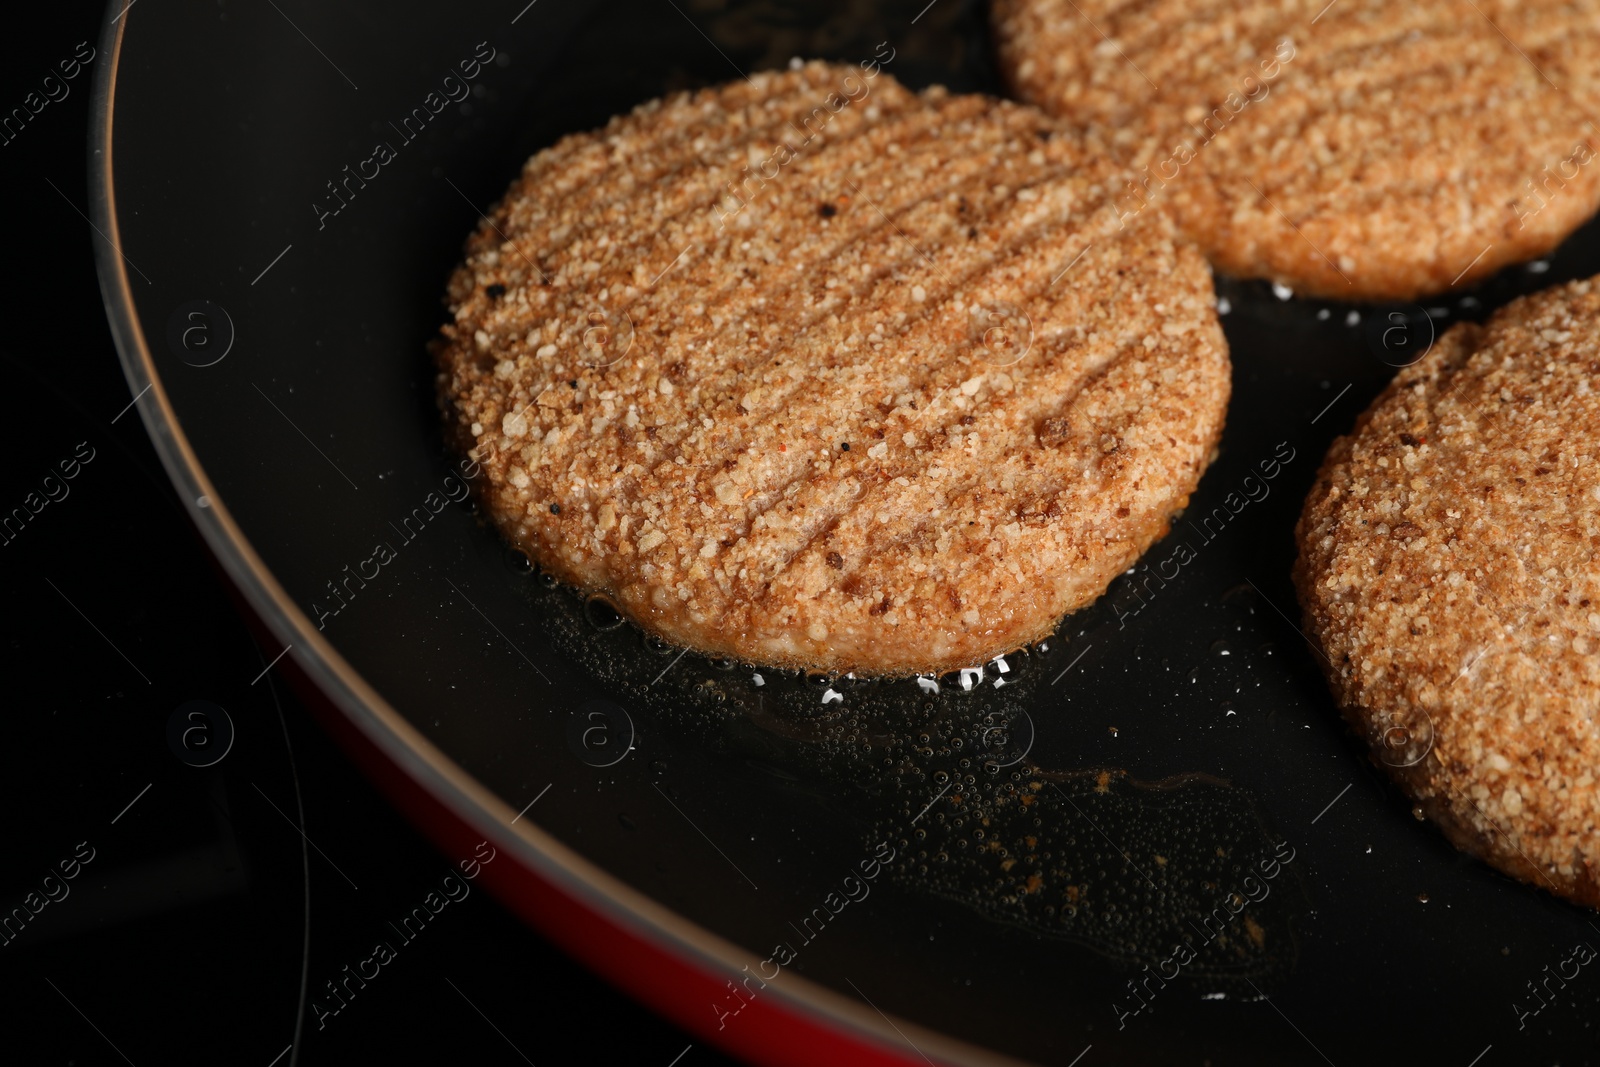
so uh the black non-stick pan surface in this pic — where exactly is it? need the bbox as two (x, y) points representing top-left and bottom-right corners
(96, 0), (1600, 1063)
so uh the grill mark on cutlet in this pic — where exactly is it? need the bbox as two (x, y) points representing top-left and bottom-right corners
(510, 87), (924, 295)
(509, 170), (1160, 597)
(531, 133), (1023, 514)
(1103, 0), (1282, 101)
(673, 172), (1119, 574)
(511, 91), (994, 425)
(474, 99), (978, 501)
(714, 225), (1198, 614)
(995, 0), (1600, 299)
(723, 219), (1168, 591)
(440, 65), (1229, 673)
(616, 95), (1007, 390)
(464, 74), (926, 334)
(566, 107), (1084, 501)
(1293, 279), (1600, 903)
(757, 312), (1197, 605)
(679, 163), (1105, 529)
(495, 69), (906, 255)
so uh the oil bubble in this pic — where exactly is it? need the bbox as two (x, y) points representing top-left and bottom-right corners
(584, 594), (625, 631)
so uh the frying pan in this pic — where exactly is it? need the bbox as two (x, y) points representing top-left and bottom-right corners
(93, 0), (1600, 1062)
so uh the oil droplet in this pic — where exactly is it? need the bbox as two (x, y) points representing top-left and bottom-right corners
(1220, 583), (1255, 607)
(584, 594), (624, 631)
(940, 666), (984, 692)
(1210, 639), (1233, 657)
(1417, 892), (1429, 904)
(505, 547), (534, 574)
(644, 633), (675, 655)
(1412, 805), (1426, 821)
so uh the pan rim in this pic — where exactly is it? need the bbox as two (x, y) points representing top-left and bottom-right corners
(85, 5), (1031, 1066)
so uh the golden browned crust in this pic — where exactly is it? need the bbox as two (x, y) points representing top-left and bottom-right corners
(434, 63), (1230, 676)
(1294, 276), (1600, 907)
(992, 0), (1600, 300)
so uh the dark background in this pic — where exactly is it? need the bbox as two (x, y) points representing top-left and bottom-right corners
(0, 2), (737, 1064)
(12, 0), (1600, 1064)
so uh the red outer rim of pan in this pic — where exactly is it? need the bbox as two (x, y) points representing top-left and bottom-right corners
(86, 7), (1024, 1066)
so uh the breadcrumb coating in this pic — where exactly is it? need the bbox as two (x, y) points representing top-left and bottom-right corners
(435, 63), (1230, 675)
(1296, 274), (1600, 906)
(993, 0), (1600, 300)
